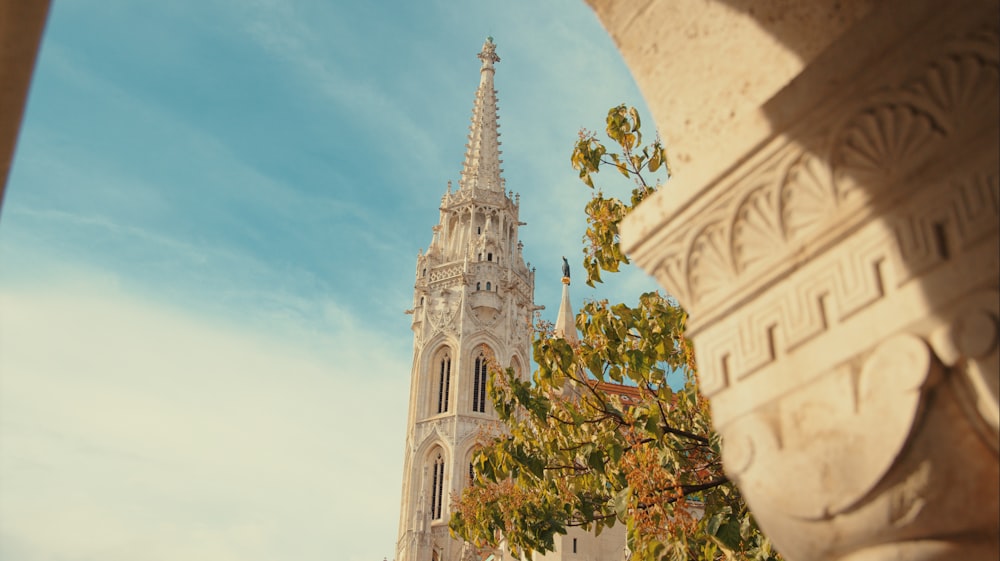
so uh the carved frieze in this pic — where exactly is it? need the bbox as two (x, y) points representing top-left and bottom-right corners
(626, 27), (997, 323)
(624, 24), (999, 397)
(618, 4), (999, 559)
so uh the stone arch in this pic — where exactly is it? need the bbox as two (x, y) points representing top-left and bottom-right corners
(423, 443), (448, 521)
(468, 342), (498, 415)
(460, 438), (486, 488)
(508, 353), (527, 382)
(420, 335), (456, 419)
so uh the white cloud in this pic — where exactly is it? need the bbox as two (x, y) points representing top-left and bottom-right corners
(0, 269), (409, 561)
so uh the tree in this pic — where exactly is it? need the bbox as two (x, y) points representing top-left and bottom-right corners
(449, 106), (783, 561)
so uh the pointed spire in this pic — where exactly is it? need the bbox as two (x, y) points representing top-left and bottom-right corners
(554, 257), (578, 345)
(460, 37), (503, 192)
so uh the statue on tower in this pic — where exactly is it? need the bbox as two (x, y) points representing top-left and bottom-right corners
(561, 256), (571, 283)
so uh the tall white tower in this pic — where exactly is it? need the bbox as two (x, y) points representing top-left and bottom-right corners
(395, 38), (535, 561)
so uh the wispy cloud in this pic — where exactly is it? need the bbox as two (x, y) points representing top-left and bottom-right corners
(1, 2), (662, 560)
(0, 267), (409, 561)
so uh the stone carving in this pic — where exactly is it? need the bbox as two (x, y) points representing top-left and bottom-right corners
(831, 102), (944, 199)
(614, 2), (999, 559)
(428, 288), (461, 336)
(687, 219), (733, 304)
(625, 23), (999, 397)
(723, 334), (938, 519)
(430, 264), (464, 286)
(693, 168), (998, 398)
(929, 289), (1000, 454)
(731, 179), (784, 274)
(629, 28), (998, 318)
(780, 153), (836, 240)
(906, 26), (999, 132)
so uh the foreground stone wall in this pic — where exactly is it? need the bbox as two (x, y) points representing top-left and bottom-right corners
(593, 0), (999, 559)
(0, 0), (50, 201)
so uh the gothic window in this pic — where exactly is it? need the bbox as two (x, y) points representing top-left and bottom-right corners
(430, 453), (445, 520)
(436, 354), (451, 414)
(472, 351), (488, 413)
(476, 282), (481, 291)
(420, 297), (424, 305)
(485, 281), (491, 291)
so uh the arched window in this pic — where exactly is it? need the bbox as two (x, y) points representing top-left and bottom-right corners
(472, 351), (488, 413)
(430, 453), (445, 520)
(422, 268), (427, 277)
(485, 281), (491, 291)
(419, 297), (424, 305)
(436, 354), (451, 414)
(476, 282), (481, 291)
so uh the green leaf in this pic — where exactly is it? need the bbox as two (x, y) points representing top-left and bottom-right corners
(613, 486), (631, 519)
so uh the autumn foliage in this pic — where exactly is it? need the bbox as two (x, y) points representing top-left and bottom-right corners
(449, 106), (782, 561)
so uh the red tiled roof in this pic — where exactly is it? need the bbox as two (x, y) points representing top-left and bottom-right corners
(591, 380), (643, 405)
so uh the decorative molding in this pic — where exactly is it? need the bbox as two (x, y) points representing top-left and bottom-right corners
(625, 25), (999, 396)
(695, 169), (998, 395)
(721, 333), (939, 519)
(930, 289), (1000, 454)
(628, 26), (998, 319)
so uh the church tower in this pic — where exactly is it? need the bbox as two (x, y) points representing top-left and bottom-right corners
(395, 38), (535, 561)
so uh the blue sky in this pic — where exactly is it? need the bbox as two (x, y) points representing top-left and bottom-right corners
(0, 1), (658, 560)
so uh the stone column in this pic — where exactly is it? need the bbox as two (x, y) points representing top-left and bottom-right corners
(0, 0), (51, 200)
(596, 0), (999, 559)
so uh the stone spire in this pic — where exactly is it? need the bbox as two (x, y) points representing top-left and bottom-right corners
(554, 257), (578, 345)
(396, 38), (536, 561)
(459, 37), (503, 192)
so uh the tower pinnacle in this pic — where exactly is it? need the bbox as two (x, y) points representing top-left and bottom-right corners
(554, 257), (579, 345)
(460, 38), (503, 192)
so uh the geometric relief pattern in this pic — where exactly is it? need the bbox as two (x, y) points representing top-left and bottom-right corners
(695, 169), (999, 396)
(430, 264), (464, 285)
(642, 27), (999, 318)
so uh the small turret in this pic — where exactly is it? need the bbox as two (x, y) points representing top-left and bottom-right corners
(554, 257), (579, 345)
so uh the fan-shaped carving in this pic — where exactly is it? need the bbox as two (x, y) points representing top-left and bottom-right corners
(780, 154), (837, 241)
(832, 103), (945, 199)
(688, 222), (733, 304)
(651, 251), (690, 306)
(908, 29), (999, 130)
(915, 56), (998, 124)
(732, 184), (784, 274)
